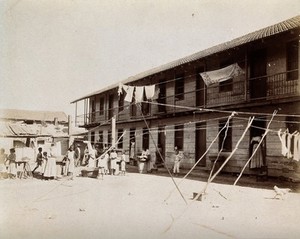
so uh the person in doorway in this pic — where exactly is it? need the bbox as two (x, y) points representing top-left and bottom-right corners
(250, 136), (264, 169)
(173, 146), (183, 176)
(32, 147), (43, 175)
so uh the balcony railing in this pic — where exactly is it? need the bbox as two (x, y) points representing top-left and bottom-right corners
(76, 70), (299, 127)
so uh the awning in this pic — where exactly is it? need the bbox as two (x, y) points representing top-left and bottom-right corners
(200, 63), (244, 86)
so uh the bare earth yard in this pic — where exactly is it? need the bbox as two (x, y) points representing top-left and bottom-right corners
(1, 172), (300, 239)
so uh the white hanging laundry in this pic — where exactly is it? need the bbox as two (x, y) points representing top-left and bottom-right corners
(152, 86), (160, 100)
(145, 85), (156, 100)
(277, 129), (289, 157)
(293, 133), (300, 161)
(124, 85), (135, 102)
(135, 86), (144, 103)
(286, 133), (293, 159)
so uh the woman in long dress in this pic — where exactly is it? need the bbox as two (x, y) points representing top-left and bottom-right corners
(43, 144), (57, 180)
(66, 145), (75, 180)
(250, 136), (264, 169)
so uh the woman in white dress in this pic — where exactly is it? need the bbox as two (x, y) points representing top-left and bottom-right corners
(67, 145), (75, 180)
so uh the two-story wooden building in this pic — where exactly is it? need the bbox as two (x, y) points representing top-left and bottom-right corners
(72, 16), (300, 180)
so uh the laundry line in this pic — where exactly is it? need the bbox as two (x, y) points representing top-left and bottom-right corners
(143, 100), (300, 118)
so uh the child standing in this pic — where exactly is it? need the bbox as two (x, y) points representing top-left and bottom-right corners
(97, 153), (106, 179)
(66, 145), (75, 180)
(173, 147), (183, 176)
(120, 150), (126, 176)
(32, 147), (43, 175)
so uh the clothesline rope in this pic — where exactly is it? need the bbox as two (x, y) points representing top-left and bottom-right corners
(144, 100), (300, 118)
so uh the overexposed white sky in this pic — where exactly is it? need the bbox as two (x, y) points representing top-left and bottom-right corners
(1, 0), (300, 119)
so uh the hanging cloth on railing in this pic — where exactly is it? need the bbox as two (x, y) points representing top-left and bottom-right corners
(124, 85), (135, 102)
(200, 63), (244, 86)
(145, 85), (156, 100)
(134, 86), (144, 103)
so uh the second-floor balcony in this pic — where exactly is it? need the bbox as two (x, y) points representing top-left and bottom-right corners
(206, 70), (299, 107)
(77, 70), (299, 127)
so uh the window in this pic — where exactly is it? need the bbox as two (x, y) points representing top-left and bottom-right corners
(131, 100), (137, 117)
(91, 131), (95, 144)
(108, 94), (114, 119)
(91, 99), (96, 122)
(118, 129), (123, 149)
(142, 94), (150, 115)
(175, 74), (184, 101)
(98, 131), (103, 150)
(108, 130), (112, 147)
(142, 128), (149, 150)
(286, 40), (299, 81)
(219, 120), (232, 152)
(129, 128), (136, 157)
(99, 97), (104, 115)
(119, 94), (124, 112)
(174, 125), (184, 150)
(130, 128), (136, 143)
(158, 80), (166, 113)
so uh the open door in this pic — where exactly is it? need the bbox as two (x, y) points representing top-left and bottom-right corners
(195, 122), (206, 167)
(249, 49), (267, 99)
(156, 126), (166, 166)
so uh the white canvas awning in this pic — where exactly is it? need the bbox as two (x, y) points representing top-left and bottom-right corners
(200, 63), (244, 86)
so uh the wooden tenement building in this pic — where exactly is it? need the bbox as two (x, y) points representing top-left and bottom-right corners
(72, 16), (300, 180)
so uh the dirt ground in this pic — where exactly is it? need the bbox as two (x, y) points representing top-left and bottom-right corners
(1, 171), (300, 239)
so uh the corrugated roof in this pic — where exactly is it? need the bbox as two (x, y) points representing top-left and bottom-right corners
(0, 122), (69, 138)
(0, 109), (68, 123)
(71, 15), (300, 103)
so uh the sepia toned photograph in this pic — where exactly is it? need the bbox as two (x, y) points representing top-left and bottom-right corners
(1, 0), (300, 238)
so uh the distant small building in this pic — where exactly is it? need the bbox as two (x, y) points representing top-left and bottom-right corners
(0, 109), (69, 159)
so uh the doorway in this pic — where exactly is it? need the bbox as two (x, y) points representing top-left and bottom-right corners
(158, 80), (166, 113)
(196, 66), (205, 107)
(249, 49), (267, 99)
(156, 126), (166, 166)
(249, 118), (266, 166)
(195, 122), (206, 167)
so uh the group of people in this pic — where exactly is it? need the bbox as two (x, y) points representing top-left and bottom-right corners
(31, 144), (67, 180)
(0, 143), (184, 180)
(136, 146), (184, 176)
(66, 143), (128, 179)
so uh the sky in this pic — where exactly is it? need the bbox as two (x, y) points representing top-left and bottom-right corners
(1, 0), (300, 120)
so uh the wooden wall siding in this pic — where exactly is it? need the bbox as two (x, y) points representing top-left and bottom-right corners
(117, 101), (131, 121)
